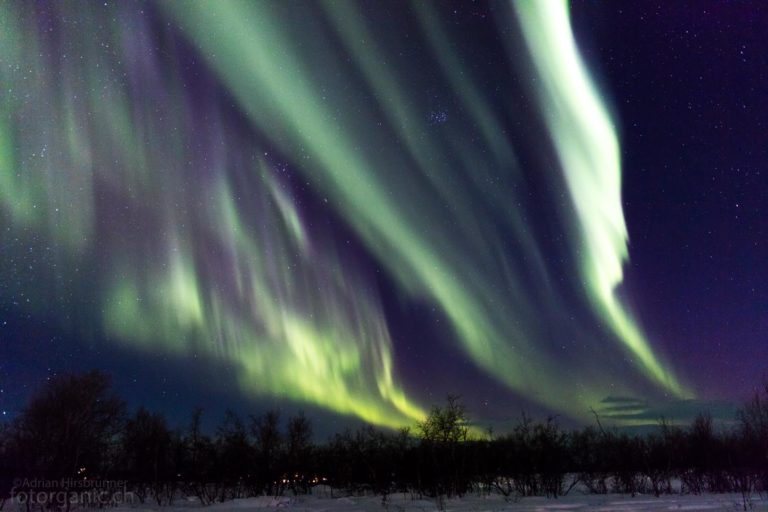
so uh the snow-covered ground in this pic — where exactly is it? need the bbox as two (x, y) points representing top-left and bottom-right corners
(7, 485), (766, 512)
(108, 493), (766, 512)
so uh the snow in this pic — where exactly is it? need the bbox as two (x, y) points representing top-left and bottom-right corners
(103, 492), (766, 512)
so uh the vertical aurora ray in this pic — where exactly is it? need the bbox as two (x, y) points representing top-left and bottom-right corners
(513, 0), (689, 397)
(159, 0), (691, 418)
(0, 1), (425, 428)
(0, 0), (691, 426)
(159, 0), (593, 417)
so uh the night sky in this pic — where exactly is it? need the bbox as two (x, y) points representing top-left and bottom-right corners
(0, 0), (765, 434)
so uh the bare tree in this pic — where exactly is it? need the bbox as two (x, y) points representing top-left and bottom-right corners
(251, 410), (283, 495)
(9, 371), (125, 479)
(286, 413), (313, 494)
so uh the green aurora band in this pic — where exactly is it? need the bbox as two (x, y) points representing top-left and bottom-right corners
(0, 1), (425, 428)
(0, 0), (691, 428)
(514, 0), (689, 397)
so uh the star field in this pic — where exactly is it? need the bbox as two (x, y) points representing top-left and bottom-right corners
(0, 0), (764, 431)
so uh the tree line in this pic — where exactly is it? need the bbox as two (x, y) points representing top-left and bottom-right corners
(0, 371), (766, 508)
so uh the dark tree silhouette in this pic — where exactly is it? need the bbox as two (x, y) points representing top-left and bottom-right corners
(3, 370), (768, 506)
(121, 407), (177, 504)
(215, 410), (253, 500)
(6, 371), (125, 479)
(285, 413), (313, 495)
(182, 407), (217, 504)
(251, 410), (283, 495)
(417, 395), (471, 499)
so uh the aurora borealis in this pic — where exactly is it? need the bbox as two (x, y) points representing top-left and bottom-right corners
(1, 1), (765, 430)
